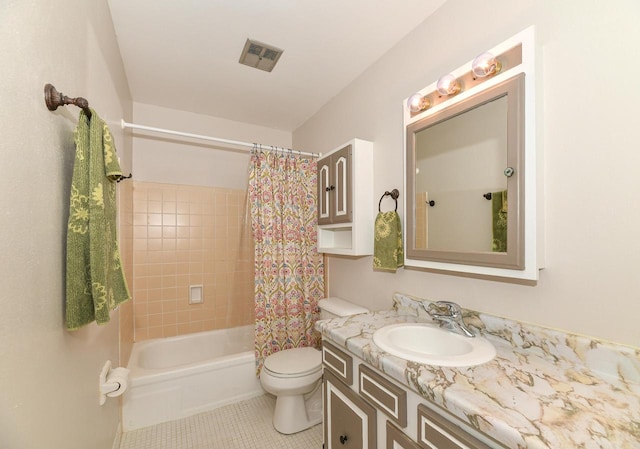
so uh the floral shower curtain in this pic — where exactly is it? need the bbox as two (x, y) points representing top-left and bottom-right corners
(249, 150), (324, 374)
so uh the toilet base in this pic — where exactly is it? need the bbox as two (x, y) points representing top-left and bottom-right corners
(272, 385), (322, 434)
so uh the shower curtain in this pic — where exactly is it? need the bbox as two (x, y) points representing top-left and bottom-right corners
(249, 150), (324, 374)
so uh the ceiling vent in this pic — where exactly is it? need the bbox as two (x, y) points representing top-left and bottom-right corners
(239, 39), (284, 72)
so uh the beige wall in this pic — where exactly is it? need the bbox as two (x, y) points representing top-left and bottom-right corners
(132, 182), (254, 340)
(0, 1), (133, 448)
(294, 0), (640, 347)
(132, 102), (292, 189)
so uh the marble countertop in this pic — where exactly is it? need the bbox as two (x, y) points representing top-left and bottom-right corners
(316, 293), (640, 449)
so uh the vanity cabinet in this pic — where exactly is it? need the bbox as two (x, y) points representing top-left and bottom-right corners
(317, 139), (373, 256)
(322, 338), (507, 449)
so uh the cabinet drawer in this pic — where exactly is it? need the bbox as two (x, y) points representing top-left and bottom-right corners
(322, 341), (353, 386)
(359, 365), (407, 427)
(417, 404), (501, 449)
(386, 421), (421, 449)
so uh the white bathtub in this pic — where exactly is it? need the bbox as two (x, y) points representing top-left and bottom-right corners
(122, 325), (264, 431)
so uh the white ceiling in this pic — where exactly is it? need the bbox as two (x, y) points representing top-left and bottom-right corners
(107, 0), (448, 132)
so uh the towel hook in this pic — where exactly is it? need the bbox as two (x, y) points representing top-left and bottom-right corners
(378, 189), (400, 212)
(44, 84), (92, 119)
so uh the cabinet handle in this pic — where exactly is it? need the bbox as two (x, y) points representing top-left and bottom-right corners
(325, 185), (336, 192)
(339, 435), (348, 445)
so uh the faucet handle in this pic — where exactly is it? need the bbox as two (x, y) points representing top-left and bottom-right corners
(430, 301), (462, 318)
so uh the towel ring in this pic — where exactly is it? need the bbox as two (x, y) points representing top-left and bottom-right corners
(117, 173), (133, 183)
(378, 189), (400, 212)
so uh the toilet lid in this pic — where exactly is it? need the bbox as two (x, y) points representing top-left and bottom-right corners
(263, 347), (321, 377)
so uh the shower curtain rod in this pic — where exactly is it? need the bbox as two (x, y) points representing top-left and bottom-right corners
(120, 120), (320, 158)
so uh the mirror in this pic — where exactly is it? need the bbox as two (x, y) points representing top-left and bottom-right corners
(407, 74), (524, 269)
(415, 94), (508, 252)
(403, 27), (540, 281)
(406, 74), (524, 269)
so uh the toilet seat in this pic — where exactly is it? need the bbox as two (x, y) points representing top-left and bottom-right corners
(263, 347), (321, 378)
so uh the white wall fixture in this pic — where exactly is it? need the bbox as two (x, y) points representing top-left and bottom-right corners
(99, 360), (130, 406)
(189, 285), (204, 304)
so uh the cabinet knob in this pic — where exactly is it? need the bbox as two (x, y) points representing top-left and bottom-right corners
(339, 435), (348, 445)
(325, 185), (336, 192)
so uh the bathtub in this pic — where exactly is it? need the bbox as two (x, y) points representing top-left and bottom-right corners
(122, 325), (264, 431)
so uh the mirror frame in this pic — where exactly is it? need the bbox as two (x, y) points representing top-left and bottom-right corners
(406, 73), (525, 269)
(403, 26), (541, 281)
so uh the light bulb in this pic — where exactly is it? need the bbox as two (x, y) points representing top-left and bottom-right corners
(407, 93), (429, 113)
(472, 52), (501, 78)
(436, 74), (460, 96)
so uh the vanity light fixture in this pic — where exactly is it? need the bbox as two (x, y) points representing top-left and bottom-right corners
(471, 52), (502, 78)
(407, 93), (430, 113)
(436, 74), (461, 96)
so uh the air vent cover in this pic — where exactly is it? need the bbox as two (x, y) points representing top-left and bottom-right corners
(239, 39), (284, 72)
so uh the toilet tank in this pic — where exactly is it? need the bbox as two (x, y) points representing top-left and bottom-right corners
(318, 297), (369, 320)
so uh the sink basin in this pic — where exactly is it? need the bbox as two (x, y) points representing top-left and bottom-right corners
(372, 323), (496, 367)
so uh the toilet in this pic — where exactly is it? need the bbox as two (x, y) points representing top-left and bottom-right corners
(259, 297), (369, 434)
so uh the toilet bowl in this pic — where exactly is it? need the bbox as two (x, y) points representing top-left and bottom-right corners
(260, 347), (322, 434)
(259, 297), (369, 434)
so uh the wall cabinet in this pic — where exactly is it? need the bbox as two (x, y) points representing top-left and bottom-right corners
(317, 139), (373, 255)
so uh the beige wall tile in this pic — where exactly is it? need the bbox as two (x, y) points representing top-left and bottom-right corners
(133, 182), (255, 340)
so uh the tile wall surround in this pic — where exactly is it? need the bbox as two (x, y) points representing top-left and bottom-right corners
(132, 181), (254, 340)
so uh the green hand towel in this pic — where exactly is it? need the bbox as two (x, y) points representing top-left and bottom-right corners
(66, 109), (131, 330)
(373, 211), (404, 272)
(491, 190), (508, 252)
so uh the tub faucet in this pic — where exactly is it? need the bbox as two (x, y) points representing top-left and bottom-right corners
(422, 301), (475, 338)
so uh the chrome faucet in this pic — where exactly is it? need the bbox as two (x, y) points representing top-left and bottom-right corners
(422, 301), (475, 338)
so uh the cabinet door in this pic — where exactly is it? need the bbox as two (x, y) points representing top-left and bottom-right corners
(324, 370), (377, 449)
(317, 145), (353, 225)
(318, 157), (332, 225)
(331, 144), (352, 224)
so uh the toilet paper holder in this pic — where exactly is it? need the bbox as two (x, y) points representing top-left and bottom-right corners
(99, 360), (130, 406)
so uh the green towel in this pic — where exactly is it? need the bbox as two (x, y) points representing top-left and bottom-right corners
(491, 190), (508, 252)
(373, 211), (404, 272)
(65, 109), (131, 330)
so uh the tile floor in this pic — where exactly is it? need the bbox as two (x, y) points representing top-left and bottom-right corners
(118, 394), (323, 449)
